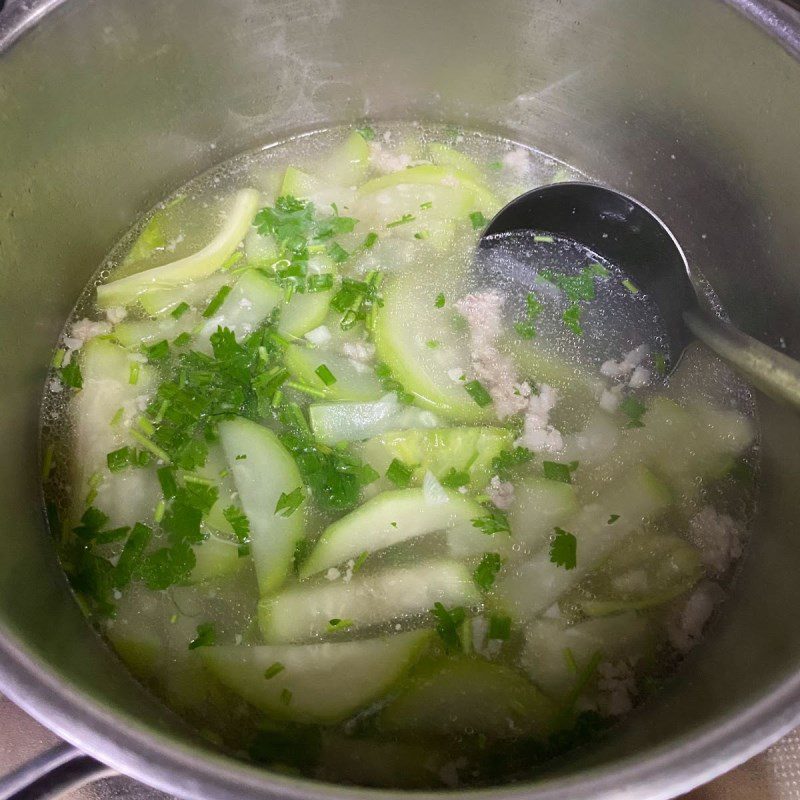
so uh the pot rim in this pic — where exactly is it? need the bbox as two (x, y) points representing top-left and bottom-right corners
(1, 0), (800, 797)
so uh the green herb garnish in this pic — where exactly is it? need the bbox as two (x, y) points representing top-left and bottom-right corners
(430, 602), (466, 653)
(473, 553), (503, 590)
(491, 446), (534, 480)
(275, 487), (305, 517)
(543, 460), (573, 483)
(440, 467), (470, 489)
(202, 285), (233, 318)
(171, 302), (190, 320)
(488, 614), (511, 640)
(60, 361), (83, 390)
(362, 231), (378, 249)
(386, 213), (415, 228)
(607, 514), (620, 525)
(464, 379), (492, 407)
(550, 527), (577, 570)
(469, 211), (488, 230)
(620, 395), (646, 428)
(471, 508), (510, 535)
(386, 458), (415, 488)
(356, 125), (376, 141)
(434, 293), (446, 308)
(562, 303), (583, 336)
(327, 618), (353, 632)
(622, 278), (639, 294)
(188, 622), (216, 650)
(314, 363), (337, 386)
(264, 662), (285, 680)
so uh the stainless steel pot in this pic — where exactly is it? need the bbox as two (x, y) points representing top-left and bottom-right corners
(1, 1), (799, 798)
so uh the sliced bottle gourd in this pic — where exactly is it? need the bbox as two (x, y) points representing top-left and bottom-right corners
(360, 427), (512, 491)
(507, 476), (579, 555)
(279, 167), (356, 212)
(521, 613), (656, 699)
(309, 395), (441, 445)
(317, 130), (371, 186)
(276, 254), (336, 338)
(97, 188), (260, 308)
(358, 165), (500, 218)
(427, 143), (483, 181)
(70, 339), (160, 527)
(374, 266), (494, 423)
(137, 271), (232, 317)
(380, 657), (558, 741)
(299, 488), (487, 579)
(113, 312), (200, 348)
(218, 417), (305, 595)
(564, 534), (703, 617)
(284, 344), (384, 402)
(202, 629), (432, 724)
(494, 466), (672, 622)
(196, 269), (282, 347)
(189, 536), (243, 584)
(260, 560), (479, 643)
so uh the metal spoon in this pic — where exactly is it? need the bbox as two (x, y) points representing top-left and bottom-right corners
(480, 182), (800, 407)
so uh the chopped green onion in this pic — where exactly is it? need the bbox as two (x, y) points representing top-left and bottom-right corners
(362, 231), (378, 249)
(171, 302), (190, 319)
(202, 285), (233, 318)
(587, 262), (610, 278)
(314, 364), (337, 386)
(285, 380), (327, 398)
(434, 293), (445, 308)
(129, 429), (170, 463)
(307, 273), (334, 292)
(469, 211), (488, 230)
(326, 618), (353, 632)
(622, 278), (640, 294)
(173, 331), (192, 348)
(464, 379), (492, 407)
(414, 230), (429, 240)
(110, 407), (124, 426)
(327, 242), (349, 263)
(654, 351), (667, 376)
(353, 551), (369, 573)
(356, 125), (376, 141)
(264, 662), (285, 680)
(107, 446), (134, 472)
(41, 443), (55, 480)
(128, 362), (140, 385)
(419, 201), (433, 210)
(52, 348), (66, 368)
(221, 251), (244, 271)
(607, 514), (620, 524)
(533, 234), (554, 243)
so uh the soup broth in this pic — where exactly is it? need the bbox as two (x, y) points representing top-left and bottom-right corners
(41, 124), (757, 788)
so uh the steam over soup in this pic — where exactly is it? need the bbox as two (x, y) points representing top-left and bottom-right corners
(41, 124), (757, 788)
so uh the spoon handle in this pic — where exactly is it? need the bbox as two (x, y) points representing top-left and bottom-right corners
(685, 308), (800, 409)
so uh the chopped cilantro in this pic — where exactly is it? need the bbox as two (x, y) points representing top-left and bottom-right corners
(540, 265), (606, 303)
(488, 161), (503, 170)
(330, 271), (383, 332)
(202, 285), (233, 318)
(434, 293), (445, 308)
(607, 514), (620, 524)
(464, 379), (492, 407)
(60, 361), (83, 390)
(386, 213), (415, 228)
(440, 467), (470, 489)
(550, 527), (577, 570)
(223, 505), (250, 544)
(515, 291), (543, 339)
(469, 211), (488, 230)
(144, 339), (170, 362)
(275, 487), (305, 517)
(173, 331), (192, 348)
(314, 363), (337, 386)
(362, 231), (378, 249)
(327, 242), (349, 263)
(587, 262), (609, 277)
(386, 458), (415, 488)
(430, 602), (466, 653)
(471, 508), (510, 535)
(425, 339), (439, 349)
(562, 303), (583, 336)
(113, 523), (153, 589)
(356, 125), (376, 141)
(171, 302), (190, 319)
(620, 395), (646, 428)
(491, 446), (533, 480)
(543, 460), (573, 483)
(264, 662), (285, 680)
(188, 622), (216, 650)
(488, 614), (511, 640)
(473, 553), (503, 590)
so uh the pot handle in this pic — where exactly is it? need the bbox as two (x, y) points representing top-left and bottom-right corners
(0, 744), (113, 800)
(0, 0), (69, 52)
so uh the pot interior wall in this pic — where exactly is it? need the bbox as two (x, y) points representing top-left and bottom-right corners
(1, 0), (800, 795)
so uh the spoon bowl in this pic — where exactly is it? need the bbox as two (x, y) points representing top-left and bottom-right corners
(481, 182), (800, 406)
